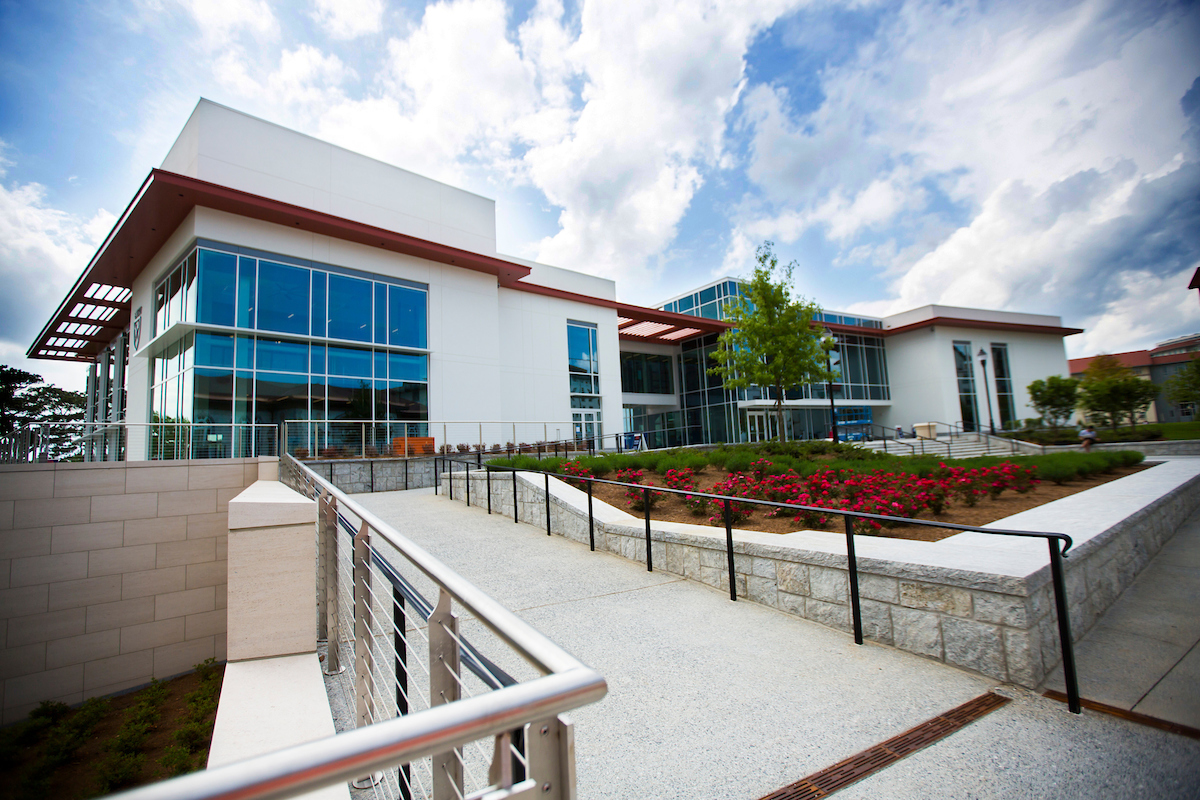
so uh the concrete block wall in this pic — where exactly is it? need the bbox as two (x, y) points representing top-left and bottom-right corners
(0, 458), (265, 723)
(442, 465), (1200, 689)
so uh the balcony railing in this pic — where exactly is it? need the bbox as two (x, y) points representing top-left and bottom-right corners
(0, 422), (279, 464)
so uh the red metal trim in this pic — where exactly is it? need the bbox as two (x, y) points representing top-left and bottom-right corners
(884, 316), (1083, 338)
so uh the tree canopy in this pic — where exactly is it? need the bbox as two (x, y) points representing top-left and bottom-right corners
(708, 242), (836, 438)
(0, 365), (88, 459)
(1163, 355), (1200, 412)
(1026, 375), (1079, 433)
(1077, 355), (1159, 431)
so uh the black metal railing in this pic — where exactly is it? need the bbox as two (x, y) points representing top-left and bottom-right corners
(435, 456), (1082, 714)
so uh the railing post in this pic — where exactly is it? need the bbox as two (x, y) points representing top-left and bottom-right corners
(429, 589), (464, 799)
(724, 502), (737, 601)
(1049, 539), (1081, 713)
(525, 716), (575, 800)
(487, 466), (493, 514)
(513, 469), (519, 524)
(394, 583), (412, 800)
(845, 516), (863, 645)
(404, 458), (409, 491)
(316, 490), (329, 643)
(587, 480), (595, 551)
(323, 492), (342, 675)
(465, 461), (472, 508)
(434, 457), (439, 496)
(643, 487), (653, 572)
(544, 472), (551, 535)
(354, 520), (375, 731)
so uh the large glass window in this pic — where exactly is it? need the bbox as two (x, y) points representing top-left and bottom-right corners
(150, 244), (431, 453)
(196, 250), (236, 326)
(326, 274), (373, 342)
(991, 343), (1017, 429)
(568, 321), (601, 439)
(257, 261), (310, 335)
(953, 341), (980, 432)
(389, 285), (427, 349)
(621, 352), (673, 394)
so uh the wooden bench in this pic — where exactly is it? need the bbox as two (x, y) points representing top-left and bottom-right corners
(392, 436), (435, 456)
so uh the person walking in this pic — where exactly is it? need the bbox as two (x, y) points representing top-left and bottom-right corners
(1079, 424), (1098, 452)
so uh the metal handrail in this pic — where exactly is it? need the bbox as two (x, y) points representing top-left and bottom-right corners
(110, 668), (602, 800)
(288, 454), (598, 675)
(927, 421), (1021, 456)
(437, 455), (1081, 714)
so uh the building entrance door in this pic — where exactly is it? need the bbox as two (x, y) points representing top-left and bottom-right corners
(747, 411), (778, 443)
(572, 411), (600, 444)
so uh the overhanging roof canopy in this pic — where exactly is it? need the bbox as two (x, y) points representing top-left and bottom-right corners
(29, 169), (536, 362)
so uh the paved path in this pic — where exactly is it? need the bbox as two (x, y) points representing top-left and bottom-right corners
(1042, 502), (1200, 730)
(355, 488), (1200, 799)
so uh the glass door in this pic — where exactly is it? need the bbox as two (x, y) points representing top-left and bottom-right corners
(747, 411), (778, 443)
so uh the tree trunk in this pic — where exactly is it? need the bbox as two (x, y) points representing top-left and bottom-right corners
(774, 388), (786, 442)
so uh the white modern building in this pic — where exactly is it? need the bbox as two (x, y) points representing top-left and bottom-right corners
(29, 100), (1080, 458)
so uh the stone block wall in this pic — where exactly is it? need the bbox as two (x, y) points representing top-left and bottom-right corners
(303, 457), (437, 494)
(442, 466), (1200, 689)
(0, 458), (265, 723)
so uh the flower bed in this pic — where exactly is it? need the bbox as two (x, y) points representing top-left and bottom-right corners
(587, 457), (1144, 541)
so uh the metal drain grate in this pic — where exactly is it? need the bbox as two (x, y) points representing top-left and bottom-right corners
(758, 692), (1011, 799)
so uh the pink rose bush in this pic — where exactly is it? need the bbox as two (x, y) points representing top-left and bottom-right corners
(700, 459), (1039, 531)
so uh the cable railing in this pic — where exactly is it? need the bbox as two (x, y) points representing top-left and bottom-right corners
(434, 455), (1082, 715)
(0, 421), (279, 464)
(279, 454), (603, 800)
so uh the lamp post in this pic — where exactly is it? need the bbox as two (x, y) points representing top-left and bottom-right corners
(977, 348), (996, 435)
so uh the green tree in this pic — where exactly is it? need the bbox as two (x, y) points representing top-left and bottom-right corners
(708, 242), (836, 438)
(1026, 375), (1080, 433)
(0, 365), (87, 459)
(1163, 355), (1200, 412)
(1077, 355), (1158, 431)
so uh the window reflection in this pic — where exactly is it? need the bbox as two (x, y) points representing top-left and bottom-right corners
(257, 261), (310, 335)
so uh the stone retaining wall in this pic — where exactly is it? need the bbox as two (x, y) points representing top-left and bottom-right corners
(440, 464), (1200, 689)
(303, 457), (436, 493)
(1009, 438), (1200, 456)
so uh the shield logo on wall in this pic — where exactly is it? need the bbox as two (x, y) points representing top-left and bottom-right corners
(132, 307), (142, 350)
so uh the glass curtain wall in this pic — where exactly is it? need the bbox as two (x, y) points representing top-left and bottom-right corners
(150, 243), (429, 457)
(953, 341), (980, 432)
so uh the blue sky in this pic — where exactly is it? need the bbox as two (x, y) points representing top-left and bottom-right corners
(2, 0), (1199, 391)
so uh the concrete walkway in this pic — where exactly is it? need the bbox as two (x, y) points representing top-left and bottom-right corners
(355, 488), (1200, 799)
(1042, 503), (1200, 730)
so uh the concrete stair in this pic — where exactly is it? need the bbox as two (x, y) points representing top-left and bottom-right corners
(854, 436), (1020, 460)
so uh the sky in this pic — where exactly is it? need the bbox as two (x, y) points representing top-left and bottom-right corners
(1, 0), (1198, 392)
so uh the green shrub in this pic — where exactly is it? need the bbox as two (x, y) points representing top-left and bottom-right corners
(1037, 457), (1079, 485)
(173, 721), (211, 754)
(95, 751), (145, 793)
(160, 745), (195, 776)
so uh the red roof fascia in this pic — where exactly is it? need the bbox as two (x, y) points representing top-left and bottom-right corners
(885, 316), (1084, 338)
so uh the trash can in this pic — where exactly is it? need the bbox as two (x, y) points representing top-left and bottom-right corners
(913, 422), (937, 440)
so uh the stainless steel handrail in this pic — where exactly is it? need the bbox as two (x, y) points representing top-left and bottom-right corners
(285, 455), (593, 677)
(110, 668), (604, 800)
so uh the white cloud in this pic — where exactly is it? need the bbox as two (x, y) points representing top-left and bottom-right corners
(312, 0), (384, 39)
(175, 0), (278, 46)
(0, 167), (115, 389)
(733, 0), (1200, 355)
